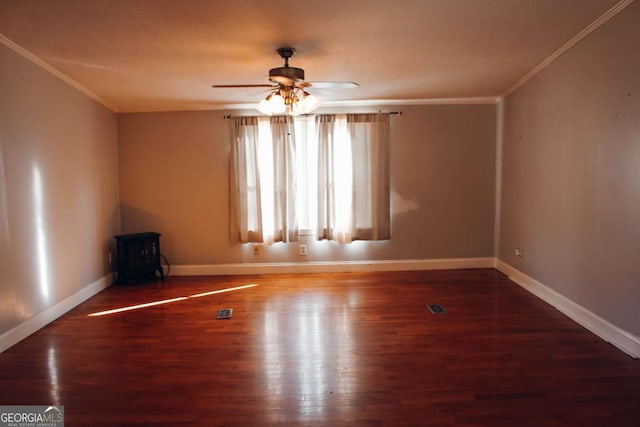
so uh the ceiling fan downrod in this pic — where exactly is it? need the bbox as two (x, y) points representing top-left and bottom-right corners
(277, 47), (295, 67)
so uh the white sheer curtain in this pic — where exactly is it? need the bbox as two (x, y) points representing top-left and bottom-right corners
(229, 116), (261, 243)
(316, 115), (352, 242)
(316, 113), (391, 242)
(268, 116), (298, 243)
(229, 116), (298, 243)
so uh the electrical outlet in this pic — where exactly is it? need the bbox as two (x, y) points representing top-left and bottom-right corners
(515, 248), (524, 259)
(252, 245), (262, 255)
(299, 244), (308, 256)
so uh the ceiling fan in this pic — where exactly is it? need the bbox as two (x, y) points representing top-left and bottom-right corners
(212, 47), (358, 115)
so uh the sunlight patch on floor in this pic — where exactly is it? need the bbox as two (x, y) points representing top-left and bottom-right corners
(87, 284), (258, 317)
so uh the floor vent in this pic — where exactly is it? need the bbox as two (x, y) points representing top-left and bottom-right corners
(427, 304), (446, 314)
(216, 308), (233, 319)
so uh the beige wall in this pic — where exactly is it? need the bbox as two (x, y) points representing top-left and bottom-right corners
(118, 104), (496, 265)
(0, 45), (120, 335)
(499, 2), (640, 335)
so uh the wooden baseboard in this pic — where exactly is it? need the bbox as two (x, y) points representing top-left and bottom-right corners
(0, 273), (113, 353)
(494, 259), (640, 359)
(170, 257), (496, 276)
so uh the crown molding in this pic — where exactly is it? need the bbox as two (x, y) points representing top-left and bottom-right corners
(0, 33), (119, 112)
(125, 97), (500, 113)
(500, 0), (635, 99)
(320, 97), (500, 107)
(150, 96), (500, 113)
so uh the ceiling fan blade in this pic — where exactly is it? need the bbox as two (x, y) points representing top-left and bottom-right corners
(212, 84), (275, 88)
(308, 81), (359, 89)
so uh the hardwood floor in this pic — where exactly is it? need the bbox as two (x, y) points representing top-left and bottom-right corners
(1, 269), (639, 426)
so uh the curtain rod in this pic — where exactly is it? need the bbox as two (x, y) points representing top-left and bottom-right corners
(223, 111), (401, 119)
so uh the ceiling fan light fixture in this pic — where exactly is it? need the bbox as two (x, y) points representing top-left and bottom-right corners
(256, 87), (319, 116)
(290, 100), (305, 116)
(257, 98), (272, 115)
(270, 93), (286, 113)
(302, 92), (320, 112)
(257, 92), (287, 115)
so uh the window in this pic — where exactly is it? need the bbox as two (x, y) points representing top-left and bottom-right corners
(294, 116), (317, 232)
(229, 113), (390, 244)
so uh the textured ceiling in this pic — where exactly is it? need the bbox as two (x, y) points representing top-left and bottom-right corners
(0, 0), (625, 112)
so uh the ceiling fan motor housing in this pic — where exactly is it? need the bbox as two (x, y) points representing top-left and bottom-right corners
(269, 66), (305, 84)
(269, 47), (304, 85)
